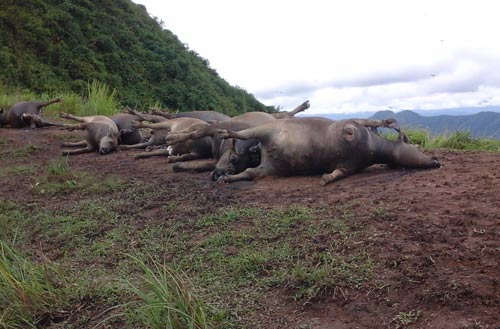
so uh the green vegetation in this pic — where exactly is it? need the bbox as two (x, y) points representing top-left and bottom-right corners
(0, 165), (35, 177)
(0, 143), (43, 158)
(33, 157), (122, 195)
(390, 310), (421, 329)
(0, 240), (71, 328)
(127, 256), (216, 329)
(76, 80), (120, 116)
(0, 80), (120, 117)
(0, 0), (271, 115)
(0, 174), (377, 328)
(385, 129), (500, 152)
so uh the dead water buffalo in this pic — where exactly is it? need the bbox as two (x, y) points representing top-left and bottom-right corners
(111, 113), (143, 145)
(0, 99), (62, 128)
(165, 101), (311, 176)
(119, 108), (170, 150)
(59, 113), (119, 155)
(131, 117), (212, 162)
(217, 118), (440, 185)
(150, 109), (230, 122)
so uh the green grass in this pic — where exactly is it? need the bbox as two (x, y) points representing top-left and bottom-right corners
(125, 256), (218, 329)
(0, 177), (378, 328)
(0, 165), (35, 177)
(33, 157), (122, 195)
(1, 144), (43, 158)
(1, 80), (120, 119)
(170, 206), (373, 307)
(0, 240), (71, 328)
(384, 129), (500, 152)
(390, 310), (421, 329)
(79, 80), (120, 116)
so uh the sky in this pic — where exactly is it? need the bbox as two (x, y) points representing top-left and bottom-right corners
(132, 0), (500, 114)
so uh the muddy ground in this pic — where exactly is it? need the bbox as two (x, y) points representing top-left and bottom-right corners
(0, 127), (499, 329)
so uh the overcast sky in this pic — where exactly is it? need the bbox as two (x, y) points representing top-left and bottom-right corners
(132, 0), (500, 114)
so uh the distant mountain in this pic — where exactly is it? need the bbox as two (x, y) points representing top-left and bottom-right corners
(305, 106), (500, 121)
(413, 106), (500, 116)
(370, 110), (500, 140)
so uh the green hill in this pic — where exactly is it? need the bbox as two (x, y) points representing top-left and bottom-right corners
(0, 0), (270, 115)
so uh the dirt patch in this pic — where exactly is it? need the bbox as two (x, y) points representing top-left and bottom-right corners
(0, 127), (499, 328)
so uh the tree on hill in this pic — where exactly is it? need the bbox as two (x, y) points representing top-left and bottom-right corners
(0, 0), (272, 115)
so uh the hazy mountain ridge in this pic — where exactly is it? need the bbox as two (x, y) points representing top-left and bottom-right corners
(305, 106), (500, 139)
(370, 110), (500, 139)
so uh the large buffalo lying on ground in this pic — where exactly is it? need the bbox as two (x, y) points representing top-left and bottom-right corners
(59, 113), (119, 155)
(111, 113), (143, 145)
(0, 99), (62, 128)
(131, 117), (212, 162)
(166, 101), (311, 177)
(119, 108), (170, 150)
(217, 118), (440, 185)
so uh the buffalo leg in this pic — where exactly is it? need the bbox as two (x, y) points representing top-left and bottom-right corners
(59, 112), (87, 123)
(59, 123), (88, 131)
(172, 160), (216, 172)
(352, 118), (409, 143)
(221, 154), (277, 183)
(134, 149), (170, 159)
(220, 165), (270, 183)
(165, 126), (212, 145)
(124, 108), (163, 123)
(119, 139), (153, 150)
(61, 146), (94, 156)
(273, 100), (310, 118)
(217, 128), (262, 141)
(320, 168), (348, 186)
(134, 121), (172, 131)
(150, 109), (171, 119)
(21, 113), (72, 129)
(61, 140), (87, 147)
(166, 152), (204, 163)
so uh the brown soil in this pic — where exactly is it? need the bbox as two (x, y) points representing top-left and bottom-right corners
(0, 127), (499, 329)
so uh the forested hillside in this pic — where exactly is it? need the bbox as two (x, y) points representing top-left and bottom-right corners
(0, 0), (270, 115)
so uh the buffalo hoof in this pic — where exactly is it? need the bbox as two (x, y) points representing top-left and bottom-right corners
(320, 174), (331, 186)
(216, 175), (230, 184)
(217, 129), (230, 139)
(431, 157), (441, 168)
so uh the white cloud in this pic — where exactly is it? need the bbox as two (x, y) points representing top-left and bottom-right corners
(133, 0), (500, 114)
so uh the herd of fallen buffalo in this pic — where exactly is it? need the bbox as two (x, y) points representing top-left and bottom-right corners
(0, 98), (441, 185)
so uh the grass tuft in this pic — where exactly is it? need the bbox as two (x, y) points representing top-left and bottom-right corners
(390, 310), (421, 329)
(80, 80), (120, 116)
(0, 240), (70, 328)
(126, 255), (217, 329)
(384, 129), (500, 152)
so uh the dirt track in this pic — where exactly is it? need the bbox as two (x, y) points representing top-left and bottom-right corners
(1, 127), (499, 328)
